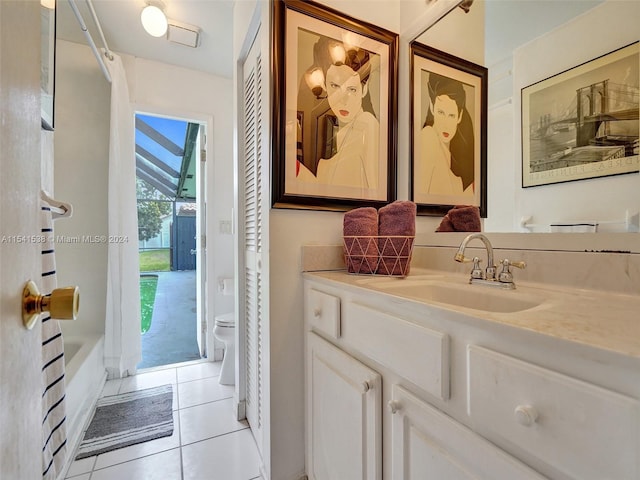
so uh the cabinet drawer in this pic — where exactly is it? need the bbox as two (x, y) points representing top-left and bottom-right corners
(468, 345), (640, 480)
(343, 302), (449, 400)
(307, 288), (341, 339)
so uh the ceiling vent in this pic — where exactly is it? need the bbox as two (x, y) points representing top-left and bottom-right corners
(167, 20), (201, 48)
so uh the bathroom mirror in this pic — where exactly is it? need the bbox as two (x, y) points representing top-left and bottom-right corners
(411, 0), (639, 235)
(41, 0), (56, 130)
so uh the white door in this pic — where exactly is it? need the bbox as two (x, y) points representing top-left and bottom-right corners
(0, 2), (45, 478)
(307, 333), (382, 480)
(238, 27), (268, 455)
(195, 124), (207, 356)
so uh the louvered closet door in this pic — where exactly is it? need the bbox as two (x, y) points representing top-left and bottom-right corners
(241, 31), (265, 453)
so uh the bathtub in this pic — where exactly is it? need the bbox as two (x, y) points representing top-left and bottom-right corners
(63, 334), (107, 469)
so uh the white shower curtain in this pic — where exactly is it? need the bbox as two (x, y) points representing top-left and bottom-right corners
(104, 53), (141, 377)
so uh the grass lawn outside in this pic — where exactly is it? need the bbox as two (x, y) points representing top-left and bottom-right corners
(139, 248), (170, 272)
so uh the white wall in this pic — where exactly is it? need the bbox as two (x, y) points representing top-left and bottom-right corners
(120, 55), (235, 327)
(55, 40), (111, 337)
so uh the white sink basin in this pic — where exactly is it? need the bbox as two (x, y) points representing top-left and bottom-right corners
(368, 279), (542, 313)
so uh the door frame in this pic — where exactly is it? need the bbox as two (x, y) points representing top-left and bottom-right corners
(133, 104), (215, 362)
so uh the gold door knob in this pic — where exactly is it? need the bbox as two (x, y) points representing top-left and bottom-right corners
(22, 280), (79, 330)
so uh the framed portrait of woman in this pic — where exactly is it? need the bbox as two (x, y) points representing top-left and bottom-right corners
(410, 42), (487, 216)
(272, 0), (398, 210)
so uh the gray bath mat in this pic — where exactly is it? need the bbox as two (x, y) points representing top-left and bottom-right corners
(75, 384), (173, 459)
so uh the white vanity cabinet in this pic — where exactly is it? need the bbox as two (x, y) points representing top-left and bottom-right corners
(306, 333), (382, 480)
(304, 275), (640, 480)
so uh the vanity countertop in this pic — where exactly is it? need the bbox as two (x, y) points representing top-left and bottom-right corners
(303, 268), (640, 360)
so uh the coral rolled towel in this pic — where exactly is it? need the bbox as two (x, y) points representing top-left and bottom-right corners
(436, 205), (481, 232)
(343, 207), (379, 273)
(378, 201), (416, 275)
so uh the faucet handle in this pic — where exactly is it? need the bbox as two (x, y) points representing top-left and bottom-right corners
(470, 257), (484, 279)
(498, 259), (526, 284)
(503, 259), (526, 270)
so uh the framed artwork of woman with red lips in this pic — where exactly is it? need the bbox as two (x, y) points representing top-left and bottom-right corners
(272, 0), (398, 211)
(410, 42), (487, 217)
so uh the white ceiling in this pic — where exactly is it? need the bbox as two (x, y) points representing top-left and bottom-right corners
(56, 1), (604, 81)
(56, 0), (235, 78)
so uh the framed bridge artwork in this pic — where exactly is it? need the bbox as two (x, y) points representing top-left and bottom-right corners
(522, 41), (639, 188)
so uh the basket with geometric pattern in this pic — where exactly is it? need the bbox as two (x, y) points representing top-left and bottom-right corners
(343, 235), (415, 277)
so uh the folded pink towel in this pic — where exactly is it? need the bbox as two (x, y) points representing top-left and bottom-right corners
(378, 201), (416, 275)
(436, 205), (481, 232)
(343, 207), (379, 274)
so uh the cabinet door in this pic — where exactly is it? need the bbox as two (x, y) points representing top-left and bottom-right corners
(307, 333), (382, 480)
(390, 385), (546, 480)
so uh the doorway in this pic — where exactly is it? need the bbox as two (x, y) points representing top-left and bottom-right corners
(134, 112), (207, 369)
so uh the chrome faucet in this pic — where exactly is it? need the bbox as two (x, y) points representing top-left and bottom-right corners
(454, 233), (526, 289)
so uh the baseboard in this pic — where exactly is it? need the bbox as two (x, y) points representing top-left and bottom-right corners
(235, 398), (246, 421)
(57, 371), (107, 480)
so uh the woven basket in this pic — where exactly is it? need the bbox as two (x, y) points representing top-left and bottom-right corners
(343, 235), (415, 277)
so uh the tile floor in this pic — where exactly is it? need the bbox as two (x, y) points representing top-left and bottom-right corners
(65, 361), (262, 480)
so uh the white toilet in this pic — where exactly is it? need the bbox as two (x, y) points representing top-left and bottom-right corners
(213, 313), (235, 385)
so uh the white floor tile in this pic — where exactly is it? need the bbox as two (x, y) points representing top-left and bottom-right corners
(65, 456), (95, 477)
(93, 411), (181, 470)
(90, 448), (182, 480)
(178, 377), (234, 408)
(180, 398), (248, 445)
(65, 474), (90, 480)
(118, 368), (177, 394)
(66, 365), (259, 480)
(182, 429), (261, 480)
(177, 361), (222, 383)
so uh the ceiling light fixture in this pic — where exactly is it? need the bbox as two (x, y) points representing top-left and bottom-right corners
(141, 1), (168, 38)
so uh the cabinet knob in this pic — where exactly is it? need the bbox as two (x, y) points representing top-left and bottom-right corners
(313, 307), (322, 318)
(362, 380), (371, 393)
(388, 400), (400, 414)
(514, 405), (538, 426)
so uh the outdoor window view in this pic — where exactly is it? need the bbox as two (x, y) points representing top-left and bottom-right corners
(135, 113), (203, 369)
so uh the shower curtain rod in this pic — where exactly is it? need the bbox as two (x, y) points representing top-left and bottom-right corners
(67, 0), (112, 83)
(85, 0), (113, 61)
